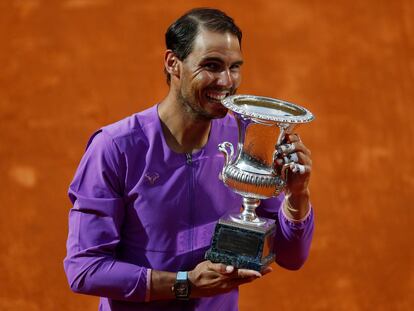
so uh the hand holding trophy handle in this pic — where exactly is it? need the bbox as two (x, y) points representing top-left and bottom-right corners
(273, 123), (308, 183)
(274, 123), (294, 183)
(274, 124), (309, 183)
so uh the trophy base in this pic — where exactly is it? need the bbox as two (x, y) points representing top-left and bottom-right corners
(205, 216), (275, 271)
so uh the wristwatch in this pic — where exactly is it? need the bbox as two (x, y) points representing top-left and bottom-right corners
(172, 271), (191, 300)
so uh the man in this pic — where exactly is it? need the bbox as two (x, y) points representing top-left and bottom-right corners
(64, 8), (314, 311)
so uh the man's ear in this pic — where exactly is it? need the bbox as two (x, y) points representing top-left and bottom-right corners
(164, 50), (181, 79)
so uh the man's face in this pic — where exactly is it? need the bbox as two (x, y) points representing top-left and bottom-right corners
(177, 29), (243, 120)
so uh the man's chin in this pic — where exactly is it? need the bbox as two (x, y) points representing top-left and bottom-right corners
(208, 105), (228, 119)
(196, 108), (228, 121)
(213, 109), (228, 119)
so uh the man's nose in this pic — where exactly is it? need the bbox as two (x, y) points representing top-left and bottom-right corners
(217, 69), (233, 88)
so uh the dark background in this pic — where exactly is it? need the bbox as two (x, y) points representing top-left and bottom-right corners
(0, 0), (412, 310)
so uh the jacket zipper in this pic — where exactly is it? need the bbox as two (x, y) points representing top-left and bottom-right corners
(185, 153), (194, 264)
(185, 153), (192, 165)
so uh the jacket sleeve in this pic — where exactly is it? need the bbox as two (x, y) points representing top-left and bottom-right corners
(63, 130), (148, 302)
(258, 195), (314, 270)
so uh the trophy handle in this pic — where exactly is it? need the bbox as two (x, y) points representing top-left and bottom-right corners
(218, 142), (235, 166)
(274, 123), (297, 184)
(281, 164), (290, 182)
(276, 123), (297, 145)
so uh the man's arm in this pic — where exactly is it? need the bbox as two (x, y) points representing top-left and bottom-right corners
(64, 178), (149, 301)
(149, 261), (270, 301)
(64, 130), (151, 301)
(278, 133), (312, 220)
(259, 133), (315, 270)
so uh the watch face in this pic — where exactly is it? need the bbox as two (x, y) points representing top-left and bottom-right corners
(174, 282), (189, 298)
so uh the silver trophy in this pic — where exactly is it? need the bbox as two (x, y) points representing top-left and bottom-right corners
(205, 95), (314, 271)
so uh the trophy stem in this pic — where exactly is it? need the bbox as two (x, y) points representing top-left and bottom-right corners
(241, 197), (260, 221)
(230, 197), (266, 226)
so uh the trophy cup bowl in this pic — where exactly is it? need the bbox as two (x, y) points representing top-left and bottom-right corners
(205, 95), (314, 271)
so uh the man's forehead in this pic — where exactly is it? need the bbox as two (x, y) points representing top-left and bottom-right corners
(191, 29), (241, 55)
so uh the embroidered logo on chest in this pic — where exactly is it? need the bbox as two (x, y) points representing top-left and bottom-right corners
(144, 172), (160, 185)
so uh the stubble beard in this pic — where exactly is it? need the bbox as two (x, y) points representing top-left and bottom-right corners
(176, 88), (236, 121)
(176, 91), (220, 122)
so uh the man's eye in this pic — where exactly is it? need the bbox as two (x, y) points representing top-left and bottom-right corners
(230, 64), (241, 72)
(205, 63), (221, 71)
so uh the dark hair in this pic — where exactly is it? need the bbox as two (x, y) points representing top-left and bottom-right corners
(164, 8), (242, 84)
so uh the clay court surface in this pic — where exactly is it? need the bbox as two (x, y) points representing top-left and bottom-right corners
(0, 0), (412, 310)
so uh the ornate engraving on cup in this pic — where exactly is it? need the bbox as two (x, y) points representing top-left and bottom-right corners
(219, 95), (314, 226)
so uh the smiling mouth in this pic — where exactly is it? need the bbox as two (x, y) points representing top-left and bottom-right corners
(205, 90), (230, 103)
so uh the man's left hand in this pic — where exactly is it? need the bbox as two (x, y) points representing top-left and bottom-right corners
(275, 133), (312, 219)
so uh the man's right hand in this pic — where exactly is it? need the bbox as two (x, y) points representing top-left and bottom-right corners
(188, 260), (273, 298)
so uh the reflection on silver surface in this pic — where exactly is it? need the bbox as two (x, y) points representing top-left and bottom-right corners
(219, 95), (314, 225)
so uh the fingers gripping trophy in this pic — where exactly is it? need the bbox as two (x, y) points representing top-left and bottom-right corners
(205, 95), (314, 271)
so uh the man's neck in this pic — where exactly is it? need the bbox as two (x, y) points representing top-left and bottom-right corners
(158, 94), (212, 154)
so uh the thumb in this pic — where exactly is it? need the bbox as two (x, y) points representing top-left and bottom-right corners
(207, 261), (234, 274)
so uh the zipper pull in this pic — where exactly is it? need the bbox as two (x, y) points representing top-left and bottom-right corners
(185, 153), (192, 165)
